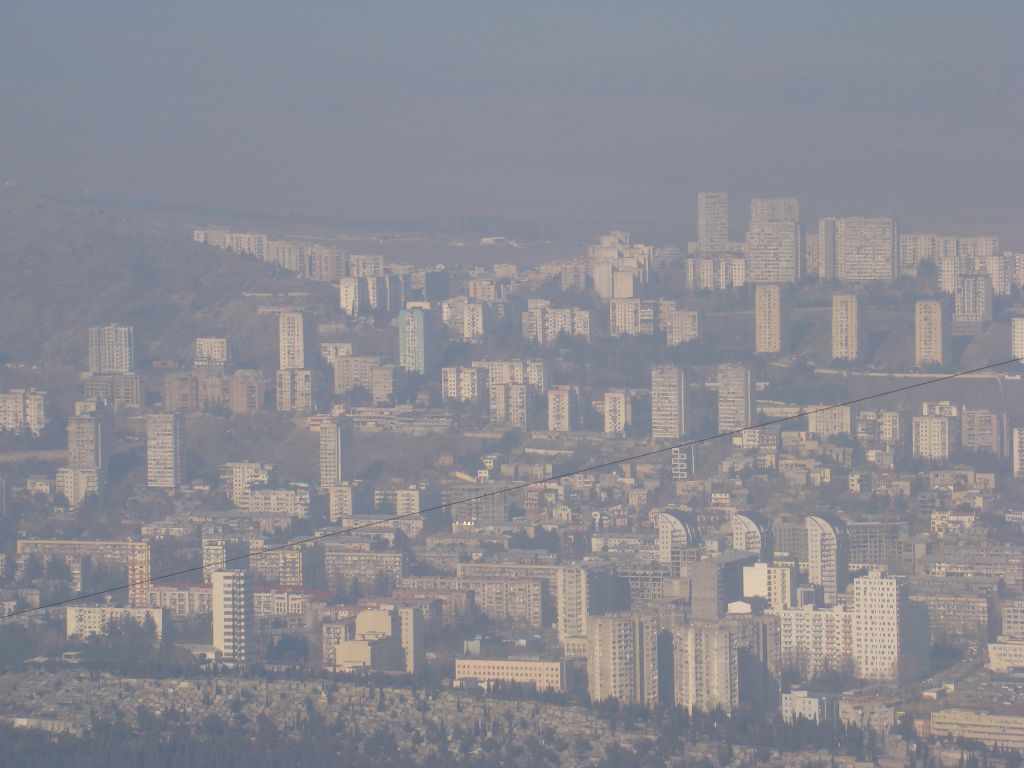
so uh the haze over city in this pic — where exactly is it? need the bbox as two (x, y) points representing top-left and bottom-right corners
(1, 4), (1024, 768)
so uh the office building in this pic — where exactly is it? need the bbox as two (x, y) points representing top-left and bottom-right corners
(88, 325), (134, 373)
(915, 300), (946, 368)
(146, 413), (185, 490)
(651, 365), (686, 441)
(717, 364), (751, 433)
(831, 294), (861, 361)
(320, 417), (355, 491)
(212, 570), (253, 669)
(754, 284), (783, 353)
(806, 515), (849, 605)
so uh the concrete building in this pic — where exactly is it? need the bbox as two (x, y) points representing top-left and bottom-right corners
(831, 293), (861, 361)
(952, 273), (993, 336)
(656, 509), (701, 577)
(716, 364), (751, 434)
(666, 310), (700, 346)
(852, 570), (914, 683)
(146, 413), (184, 490)
(66, 606), (165, 640)
(805, 515), (849, 605)
(319, 417), (355, 491)
(212, 570), (253, 669)
(194, 337), (229, 369)
(746, 199), (800, 283)
(915, 300), (946, 368)
(651, 365), (685, 441)
(697, 192), (729, 254)
(455, 658), (565, 692)
(278, 311), (311, 371)
(743, 562), (796, 611)
(587, 613), (659, 708)
(88, 325), (134, 373)
(754, 284), (783, 354)
(603, 390), (631, 435)
(398, 308), (438, 375)
(673, 623), (739, 714)
(547, 386), (578, 433)
(732, 512), (774, 559)
(829, 217), (898, 281)
(912, 415), (951, 461)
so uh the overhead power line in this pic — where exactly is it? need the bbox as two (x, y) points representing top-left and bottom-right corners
(3, 356), (1021, 622)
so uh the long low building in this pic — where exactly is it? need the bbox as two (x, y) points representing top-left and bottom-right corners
(455, 658), (565, 692)
(930, 709), (1024, 749)
(66, 606), (165, 640)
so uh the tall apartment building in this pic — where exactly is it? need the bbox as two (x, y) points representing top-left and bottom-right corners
(339, 276), (370, 317)
(651, 365), (686, 441)
(1015, 429), (1024, 479)
(915, 300), (946, 368)
(221, 461), (273, 508)
(398, 308), (438, 375)
(831, 294), (861, 361)
(697, 193), (729, 254)
(852, 571), (911, 683)
(212, 570), (253, 669)
(754, 285), (783, 354)
(521, 301), (590, 344)
(275, 368), (314, 413)
(441, 366), (489, 403)
(278, 311), (310, 370)
(745, 197), (800, 283)
(603, 390), (631, 435)
(912, 415), (951, 461)
(716, 364), (751, 433)
(743, 562), (796, 611)
(673, 623), (739, 714)
(587, 613), (660, 708)
(488, 382), (529, 428)
(547, 386), (578, 433)
(0, 389), (48, 436)
(319, 417), (355, 491)
(1013, 318), (1024, 363)
(952, 273), (993, 336)
(88, 325), (134, 373)
(146, 413), (185, 490)
(961, 408), (1008, 455)
(820, 217), (898, 281)
(806, 515), (849, 605)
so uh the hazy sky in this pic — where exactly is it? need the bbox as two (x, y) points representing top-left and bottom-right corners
(2, 2), (1022, 241)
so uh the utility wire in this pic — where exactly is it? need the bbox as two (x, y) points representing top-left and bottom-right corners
(3, 356), (1021, 622)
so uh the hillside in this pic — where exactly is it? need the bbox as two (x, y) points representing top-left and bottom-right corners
(0, 187), (331, 368)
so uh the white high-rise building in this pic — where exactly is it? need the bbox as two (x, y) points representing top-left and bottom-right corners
(912, 415), (951, 460)
(673, 623), (739, 714)
(67, 413), (104, 473)
(1014, 428), (1024, 478)
(1013, 318), (1024, 363)
(697, 192), (729, 254)
(754, 285), (783, 354)
(88, 325), (134, 373)
(716, 364), (751, 434)
(747, 197), (800, 284)
(603, 390), (631, 435)
(806, 515), (849, 605)
(831, 294), (861, 361)
(852, 571), (909, 683)
(915, 300), (945, 368)
(587, 613), (659, 708)
(952, 273), (993, 336)
(339, 276), (369, 317)
(146, 413), (184, 490)
(651, 365), (686, 440)
(320, 417), (355, 491)
(212, 570), (253, 669)
(547, 386), (578, 433)
(398, 308), (437, 375)
(278, 311), (309, 370)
